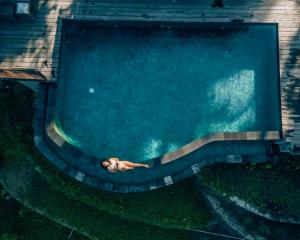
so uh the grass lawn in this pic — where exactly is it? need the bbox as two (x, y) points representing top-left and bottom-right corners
(0, 184), (87, 240)
(30, 153), (212, 229)
(0, 149), (190, 240)
(198, 157), (300, 219)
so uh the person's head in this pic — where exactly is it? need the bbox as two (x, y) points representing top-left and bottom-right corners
(101, 160), (110, 168)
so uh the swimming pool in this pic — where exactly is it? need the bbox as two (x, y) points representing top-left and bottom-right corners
(54, 21), (281, 163)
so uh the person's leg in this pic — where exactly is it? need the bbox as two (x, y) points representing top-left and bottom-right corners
(123, 166), (134, 171)
(123, 161), (149, 168)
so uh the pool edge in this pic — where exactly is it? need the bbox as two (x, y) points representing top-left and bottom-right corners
(33, 83), (281, 193)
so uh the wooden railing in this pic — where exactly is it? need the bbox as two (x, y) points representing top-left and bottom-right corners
(0, 69), (46, 81)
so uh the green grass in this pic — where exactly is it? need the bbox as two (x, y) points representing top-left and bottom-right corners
(0, 184), (87, 240)
(0, 152), (189, 240)
(30, 152), (212, 229)
(198, 158), (300, 218)
(206, 189), (300, 240)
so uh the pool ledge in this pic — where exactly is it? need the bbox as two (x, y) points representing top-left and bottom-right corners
(161, 131), (281, 164)
(46, 120), (281, 165)
(34, 83), (282, 192)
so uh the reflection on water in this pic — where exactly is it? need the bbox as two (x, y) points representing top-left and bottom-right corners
(54, 118), (81, 147)
(210, 70), (255, 115)
(195, 70), (255, 137)
(143, 138), (163, 159)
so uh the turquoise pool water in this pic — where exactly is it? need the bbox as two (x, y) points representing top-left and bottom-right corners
(55, 23), (281, 162)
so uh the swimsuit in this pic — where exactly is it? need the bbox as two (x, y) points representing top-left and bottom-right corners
(107, 159), (117, 173)
(107, 158), (126, 172)
(117, 161), (126, 171)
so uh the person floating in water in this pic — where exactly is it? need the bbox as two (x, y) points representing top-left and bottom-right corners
(102, 157), (150, 173)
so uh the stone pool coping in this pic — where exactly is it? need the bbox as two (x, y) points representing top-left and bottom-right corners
(34, 83), (282, 192)
(46, 119), (280, 165)
(161, 131), (280, 164)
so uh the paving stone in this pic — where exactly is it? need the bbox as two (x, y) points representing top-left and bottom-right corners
(230, 132), (239, 140)
(164, 176), (173, 185)
(214, 133), (224, 140)
(183, 142), (198, 154)
(34, 135), (42, 145)
(239, 132), (247, 140)
(224, 132), (231, 140)
(246, 131), (257, 140)
(49, 131), (65, 147)
(264, 131), (280, 140)
(191, 163), (200, 173)
(74, 171), (85, 182)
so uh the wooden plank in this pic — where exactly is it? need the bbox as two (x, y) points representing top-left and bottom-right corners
(0, 62), (58, 68)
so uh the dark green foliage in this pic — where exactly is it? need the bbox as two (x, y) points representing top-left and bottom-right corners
(0, 81), (34, 161)
(212, 191), (300, 240)
(0, 187), (19, 235)
(0, 184), (87, 240)
(199, 157), (300, 218)
(0, 82), (85, 240)
(31, 152), (212, 229)
(0, 149), (189, 240)
(1, 234), (17, 240)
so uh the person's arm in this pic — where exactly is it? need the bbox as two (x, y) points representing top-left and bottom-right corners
(108, 167), (117, 173)
(109, 157), (119, 162)
(108, 158), (118, 173)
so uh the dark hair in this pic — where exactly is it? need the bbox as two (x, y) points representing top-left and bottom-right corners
(100, 158), (109, 169)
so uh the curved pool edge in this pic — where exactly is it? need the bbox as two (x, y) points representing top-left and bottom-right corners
(34, 83), (282, 193)
(161, 131), (281, 164)
(47, 119), (281, 165)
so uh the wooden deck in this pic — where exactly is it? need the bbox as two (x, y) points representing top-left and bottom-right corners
(1, 0), (300, 147)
